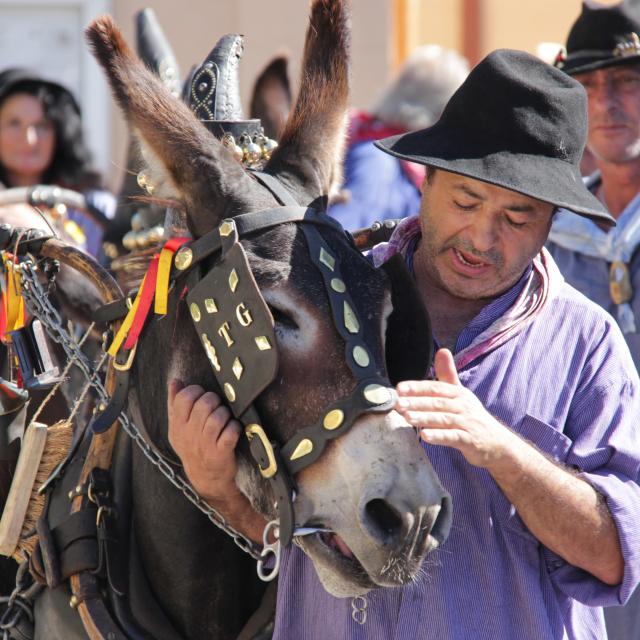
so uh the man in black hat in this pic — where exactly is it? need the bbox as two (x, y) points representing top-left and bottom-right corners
(169, 48), (640, 639)
(548, 2), (640, 638)
(549, 0), (640, 358)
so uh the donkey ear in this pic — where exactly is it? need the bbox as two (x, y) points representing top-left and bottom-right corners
(265, 0), (349, 202)
(250, 56), (292, 141)
(86, 15), (267, 238)
(381, 255), (433, 385)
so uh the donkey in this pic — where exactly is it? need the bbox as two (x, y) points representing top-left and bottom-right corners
(31, 2), (451, 638)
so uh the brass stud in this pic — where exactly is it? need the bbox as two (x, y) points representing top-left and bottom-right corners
(363, 384), (393, 406)
(224, 383), (236, 402)
(174, 247), (193, 271)
(290, 438), (314, 461)
(353, 345), (370, 368)
(69, 595), (79, 609)
(232, 357), (244, 380)
(319, 247), (336, 271)
(323, 409), (344, 431)
(343, 301), (360, 334)
(219, 220), (235, 237)
(255, 336), (272, 351)
(229, 269), (239, 292)
(75, 485), (82, 494)
(204, 298), (218, 313)
(68, 490), (74, 500)
(190, 303), (201, 322)
(330, 278), (346, 293)
(202, 334), (221, 372)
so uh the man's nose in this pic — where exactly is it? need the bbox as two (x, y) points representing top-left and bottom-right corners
(592, 80), (620, 111)
(468, 216), (498, 253)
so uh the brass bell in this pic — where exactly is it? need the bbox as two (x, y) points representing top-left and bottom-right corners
(131, 212), (143, 232)
(233, 145), (244, 163)
(148, 225), (165, 244)
(135, 230), (150, 249)
(244, 142), (262, 165)
(136, 172), (148, 190)
(262, 138), (278, 159)
(122, 231), (138, 251)
(221, 133), (236, 149)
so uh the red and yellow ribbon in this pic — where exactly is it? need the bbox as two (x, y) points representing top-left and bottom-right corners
(108, 237), (190, 357)
(1, 255), (26, 342)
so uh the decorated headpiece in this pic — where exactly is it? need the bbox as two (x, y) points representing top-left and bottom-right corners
(185, 35), (278, 167)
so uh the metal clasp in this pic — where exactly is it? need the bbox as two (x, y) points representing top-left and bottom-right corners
(112, 342), (137, 372)
(257, 519), (281, 582)
(245, 423), (277, 479)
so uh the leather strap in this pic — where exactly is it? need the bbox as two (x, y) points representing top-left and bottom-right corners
(249, 170), (299, 206)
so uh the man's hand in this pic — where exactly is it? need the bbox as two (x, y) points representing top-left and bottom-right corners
(168, 380), (242, 504)
(167, 380), (267, 543)
(396, 349), (624, 585)
(396, 348), (519, 470)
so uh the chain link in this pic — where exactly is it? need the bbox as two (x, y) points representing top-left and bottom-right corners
(18, 259), (261, 560)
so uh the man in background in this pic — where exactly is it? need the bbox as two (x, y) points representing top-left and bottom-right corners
(328, 45), (468, 230)
(549, 1), (640, 637)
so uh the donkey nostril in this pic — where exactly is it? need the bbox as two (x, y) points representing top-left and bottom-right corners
(429, 495), (453, 545)
(364, 498), (404, 544)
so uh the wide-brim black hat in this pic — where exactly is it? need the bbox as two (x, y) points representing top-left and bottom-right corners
(559, 0), (640, 75)
(0, 68), (80, 114)
(375, 49), (614, 225)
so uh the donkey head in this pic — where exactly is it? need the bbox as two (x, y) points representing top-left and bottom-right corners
(88, 0), (451, 598)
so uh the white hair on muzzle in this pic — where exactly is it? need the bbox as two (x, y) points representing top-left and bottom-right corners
(372, 45), (469, 131)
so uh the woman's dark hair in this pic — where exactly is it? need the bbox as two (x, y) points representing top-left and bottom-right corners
(0, 79), (101, 189)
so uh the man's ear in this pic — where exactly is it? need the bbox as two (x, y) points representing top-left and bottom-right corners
(381, 254), (433, 385)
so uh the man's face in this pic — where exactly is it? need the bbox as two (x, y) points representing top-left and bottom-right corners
(417, 170), (555, 300)
(574, 64), (640, 164)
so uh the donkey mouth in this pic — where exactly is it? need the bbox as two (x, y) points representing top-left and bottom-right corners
(319, 531), (355, 559)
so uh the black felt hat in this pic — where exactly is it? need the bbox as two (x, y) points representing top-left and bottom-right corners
(559, 0), (640, 76)
(375, 49), (614, 225)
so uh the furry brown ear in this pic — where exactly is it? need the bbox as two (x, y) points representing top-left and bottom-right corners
(381, 255), (433, 384)
(266, 0), (350, 203)
(86, 15), (269, 237)
(250, 56), (292, 141)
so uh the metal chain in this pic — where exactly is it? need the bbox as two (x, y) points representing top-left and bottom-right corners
(18, 259), (261, 560)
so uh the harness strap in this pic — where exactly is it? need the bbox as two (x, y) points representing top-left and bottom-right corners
(249, 170), (300, 206)
(92, 206), (343, 326)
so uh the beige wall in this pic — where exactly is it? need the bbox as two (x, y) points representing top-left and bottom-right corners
(410, 0), (623, 61)
(108, 0), (392, 190)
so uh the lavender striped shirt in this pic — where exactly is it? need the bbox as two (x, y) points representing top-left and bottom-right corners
(273, 239), (640, 639)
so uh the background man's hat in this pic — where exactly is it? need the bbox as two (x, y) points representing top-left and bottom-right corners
(557, 0), (640, 75)
(375, 49), (614, 225)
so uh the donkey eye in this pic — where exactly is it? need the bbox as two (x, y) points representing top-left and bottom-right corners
(269, 305), (299, 330)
